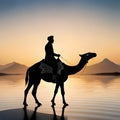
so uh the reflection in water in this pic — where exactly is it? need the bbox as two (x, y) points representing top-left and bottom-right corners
(1, 75), (120, 120)
(52, 105), (67, 120)
(75, 75), (120, 84)
(0, 74), (25, 81)
(23, 105), (39, 120)
(23, 105), (67, 120)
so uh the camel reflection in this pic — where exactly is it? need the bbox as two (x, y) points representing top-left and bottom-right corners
(23, 105), (39, 120)
(23, 105), (67, 120)
(52, 105), (67, 120)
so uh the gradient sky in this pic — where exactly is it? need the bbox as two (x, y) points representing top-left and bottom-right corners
(0, 0), (120, 66)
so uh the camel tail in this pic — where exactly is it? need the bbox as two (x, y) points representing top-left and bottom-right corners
(25, 69), (29, 85)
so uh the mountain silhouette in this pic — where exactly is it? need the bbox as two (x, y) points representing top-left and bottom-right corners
(0, 62), (28, 74)
(81, 58), (120, 74)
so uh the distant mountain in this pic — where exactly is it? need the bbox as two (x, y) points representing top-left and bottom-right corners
(0, 62), (28, 74)
(81, 58), (120, 74)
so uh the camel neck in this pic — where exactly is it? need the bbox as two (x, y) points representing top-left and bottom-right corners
(65, 58), (88, 75)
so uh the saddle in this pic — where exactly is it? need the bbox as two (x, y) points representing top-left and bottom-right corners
(39, 59), (64, 75)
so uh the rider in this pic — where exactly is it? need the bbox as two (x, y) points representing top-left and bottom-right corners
(45, 35), (60, 76)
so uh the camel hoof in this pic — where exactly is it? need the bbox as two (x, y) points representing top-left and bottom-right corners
(23, 102), (28, 106)
(63, 103), (69, 106)
(51, 100), (56, 106)
(37, 102), (42, 106)
(51, 102), (56, 106)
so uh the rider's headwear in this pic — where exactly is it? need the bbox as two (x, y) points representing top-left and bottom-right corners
(47, 35), (54, 41)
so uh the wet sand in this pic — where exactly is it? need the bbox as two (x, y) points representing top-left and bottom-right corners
(0, 106), (62, 120)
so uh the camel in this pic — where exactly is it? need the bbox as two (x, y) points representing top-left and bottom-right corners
(23, 52), (96, 106)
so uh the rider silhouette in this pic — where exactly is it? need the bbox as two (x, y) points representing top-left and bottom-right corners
(45, 36), (60, 76)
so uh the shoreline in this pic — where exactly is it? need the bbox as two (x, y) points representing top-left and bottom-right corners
(0, 73), (23, 76)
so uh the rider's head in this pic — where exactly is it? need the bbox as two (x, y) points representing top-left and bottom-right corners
(47, 35), (54, 43)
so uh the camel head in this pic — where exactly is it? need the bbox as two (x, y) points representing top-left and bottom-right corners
(79, 52), (97, 62)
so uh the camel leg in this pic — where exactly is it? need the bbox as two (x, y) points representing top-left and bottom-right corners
(51, 84), (59, 105)
(32, 82), (42, 106)
(23, 82), (32, 106)
(60, 83), (68, 106)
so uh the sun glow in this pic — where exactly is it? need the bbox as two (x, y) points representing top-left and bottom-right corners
(0, 1), (120, 66)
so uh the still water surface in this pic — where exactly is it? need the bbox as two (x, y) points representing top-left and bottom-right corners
(0, 75), (120, 120)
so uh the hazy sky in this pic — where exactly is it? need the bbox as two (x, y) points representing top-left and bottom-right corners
(0, 0), (120, 66)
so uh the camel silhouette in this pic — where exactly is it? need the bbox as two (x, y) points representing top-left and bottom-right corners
(23, 52), (96, 106)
